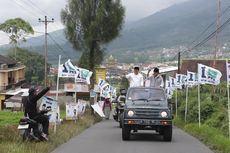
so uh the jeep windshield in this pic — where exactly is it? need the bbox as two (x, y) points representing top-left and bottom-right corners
(126, 88), (166, 106)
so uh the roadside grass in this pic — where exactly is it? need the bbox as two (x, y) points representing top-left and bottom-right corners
(0, 110), (101, 153)
(174, 117), (230, 153)
(0, 111), (24, 126)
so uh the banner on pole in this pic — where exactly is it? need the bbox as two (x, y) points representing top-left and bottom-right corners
(58, 59), (78, 78)
(187, 71), (197, 86)
(198, 63), (222, 85)
(176, 74), (187, 88)
(165, 80), (174, 99)
(98, 79), (116, 98)
(58, 59), (93, 84)
(169, 76), (176, 89)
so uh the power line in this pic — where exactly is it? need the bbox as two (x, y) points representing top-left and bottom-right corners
(11, 0), (41, 18)
(47, 34), (73, 60)
(170, 14), (230, 61)
(189, 4), (230, 47)
(170, 4), (230, 62)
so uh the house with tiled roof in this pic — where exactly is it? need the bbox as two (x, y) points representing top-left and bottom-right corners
(0, 54), (26, 110)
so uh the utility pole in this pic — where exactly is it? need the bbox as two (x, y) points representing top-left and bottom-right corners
(178, 51), (181, 74)
(213, 0), (221, 68)
(39, 16), (54, 87)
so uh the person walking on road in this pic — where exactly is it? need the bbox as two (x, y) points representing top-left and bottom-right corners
(146, 68), (164, 88)
(126, 66), (144, 87)
(103, 98), (112, 120)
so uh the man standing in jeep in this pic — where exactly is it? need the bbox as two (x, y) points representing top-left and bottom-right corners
(126, 66), (144, 87)
(147, 67), (164, 88)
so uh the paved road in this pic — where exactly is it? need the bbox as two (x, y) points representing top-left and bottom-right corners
(52, 119), (213, 153)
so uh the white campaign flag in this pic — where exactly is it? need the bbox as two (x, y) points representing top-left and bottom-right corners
(58, 59), (92, 84)
(58, 59), (78, 78)
(74, 66), (93, 84)
(176, 74), (182, 86)
(198, 64), (222, 85)
(187, 71), (197, 86)
(226, 61), (230, 85)
(165, 80), (173, 99)
(98, 79), (108, 89)
(169, 76), (176, 89)
(176, 74), (187, 88)
(98, 79), (116, 98)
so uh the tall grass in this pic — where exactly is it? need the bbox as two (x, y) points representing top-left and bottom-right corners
(0, 110), (101, 153)
(174, 117), (230, 153)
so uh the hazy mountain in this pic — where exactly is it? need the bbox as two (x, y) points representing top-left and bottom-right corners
(1, 0), (230, 63)
(108, 0), (230, 51)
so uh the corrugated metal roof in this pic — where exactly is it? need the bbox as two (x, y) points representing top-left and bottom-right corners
(142, 66), (178, 75)
(0, 54), (17, 65)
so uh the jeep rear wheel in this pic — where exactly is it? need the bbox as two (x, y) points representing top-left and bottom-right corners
(122, 126), (131, 140)
(163, 126), (172, 141)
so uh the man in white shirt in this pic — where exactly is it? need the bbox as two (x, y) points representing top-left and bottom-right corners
(126, 66), (144, 87)
(146, 68), (164, 88)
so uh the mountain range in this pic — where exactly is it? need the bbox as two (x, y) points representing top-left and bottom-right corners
(1, 0), (230, 63)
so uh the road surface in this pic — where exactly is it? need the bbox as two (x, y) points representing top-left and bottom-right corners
(51, 119), (213, 153)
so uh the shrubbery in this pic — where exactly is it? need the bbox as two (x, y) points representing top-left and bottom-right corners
(174, 82), (229, 135)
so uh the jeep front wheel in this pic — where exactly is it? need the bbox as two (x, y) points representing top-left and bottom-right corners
(122, 126), (131, 140)
(163, 126), (172, 141)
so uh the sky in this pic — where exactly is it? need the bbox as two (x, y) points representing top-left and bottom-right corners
(0, 0), (187, 45)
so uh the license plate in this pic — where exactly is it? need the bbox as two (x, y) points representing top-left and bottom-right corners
(143, 120), (151, 125)
(18, 124), (29, 130)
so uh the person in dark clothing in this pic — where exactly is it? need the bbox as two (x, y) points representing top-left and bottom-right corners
(24, 86), (50, 140)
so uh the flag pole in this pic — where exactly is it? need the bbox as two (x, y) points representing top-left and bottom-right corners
(54, 55), (61, 133)
(56, 55), (61, 101)
(185, 85), (188, 122)
(175, 88), (178, 117)
(227, 75), (230, 139)
(198, 83), (201, 127)
(226, 60), (230, 139)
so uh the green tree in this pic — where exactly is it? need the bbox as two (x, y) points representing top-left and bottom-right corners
(0, 18), (34, 58)
(61, 0), (125, 86)
(7, 48), (49, 85)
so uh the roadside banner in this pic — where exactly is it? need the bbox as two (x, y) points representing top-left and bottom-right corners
(91, 102), (105, 117)
(66, 102), (78, 120)
(77, 99), (87, 116)
(40, 96), (60, 124)
(198, 63), (222, 85)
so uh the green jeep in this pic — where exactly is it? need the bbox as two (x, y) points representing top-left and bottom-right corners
(121, 87), (173, 141)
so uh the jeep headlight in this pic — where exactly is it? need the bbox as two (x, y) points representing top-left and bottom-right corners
(127, 110), (134, 117)
(160, 111), (168, 118)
